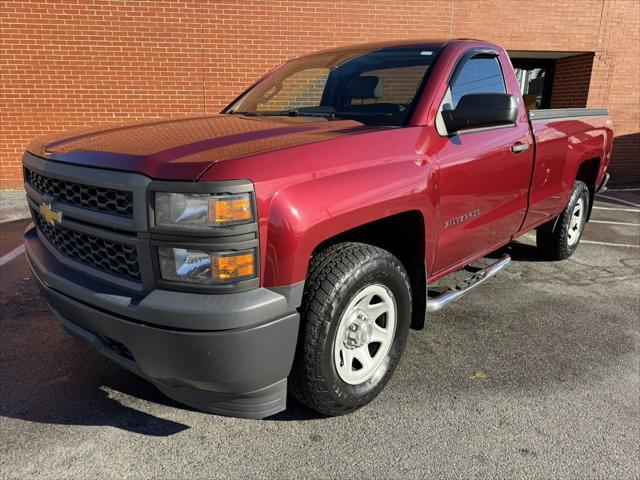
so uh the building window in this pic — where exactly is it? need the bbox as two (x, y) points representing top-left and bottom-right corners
(511, 59), (555, 109)
(510, 53), (595, 110)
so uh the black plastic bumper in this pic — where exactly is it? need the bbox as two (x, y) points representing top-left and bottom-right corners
(25, 226), (302, 419)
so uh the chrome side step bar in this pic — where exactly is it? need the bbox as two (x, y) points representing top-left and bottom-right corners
(426, 254), (511, 313)
(596, 172), (610, 193)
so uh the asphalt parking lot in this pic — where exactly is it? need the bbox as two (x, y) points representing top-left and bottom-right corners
(1, 189), (638, 479)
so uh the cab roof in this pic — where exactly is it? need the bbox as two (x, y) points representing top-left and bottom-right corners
(295, 38), (494, 59)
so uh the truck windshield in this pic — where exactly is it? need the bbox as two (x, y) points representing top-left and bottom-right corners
(225, 46), (441, 126)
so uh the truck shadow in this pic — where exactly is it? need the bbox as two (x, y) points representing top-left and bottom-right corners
(489, 241), (548, 262)
(0, 253), (191, 436)
(266, 398), (324, 421)
(0, 313), (191, 436)
(0, 309), (322, 427)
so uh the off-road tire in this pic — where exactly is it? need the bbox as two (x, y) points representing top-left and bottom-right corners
(536, 181), (590, 260)
(289, 242), (411, 416)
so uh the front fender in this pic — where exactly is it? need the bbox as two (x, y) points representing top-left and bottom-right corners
(261, 161), (436, 287)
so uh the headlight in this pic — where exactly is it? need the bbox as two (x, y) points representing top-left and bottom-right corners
(155, 192), (253, 229)
(158, 247), (256, 284)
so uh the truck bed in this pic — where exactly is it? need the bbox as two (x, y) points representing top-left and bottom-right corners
(520, 108), (612, 234)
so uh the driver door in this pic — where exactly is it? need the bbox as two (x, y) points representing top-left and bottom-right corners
(432, 51), (533, 274)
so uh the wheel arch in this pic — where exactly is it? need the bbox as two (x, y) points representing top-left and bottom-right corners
(307, 211), (428, 330)
(261, 160), (436, 330)
(575, 156), (601, 220)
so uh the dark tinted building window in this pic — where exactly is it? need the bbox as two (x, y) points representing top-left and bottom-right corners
(511, 57), (556, 109)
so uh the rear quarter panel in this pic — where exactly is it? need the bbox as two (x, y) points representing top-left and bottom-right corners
(521, 116), (613, 231)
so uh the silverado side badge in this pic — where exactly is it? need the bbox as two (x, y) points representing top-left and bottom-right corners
(444, 209), (481, 228)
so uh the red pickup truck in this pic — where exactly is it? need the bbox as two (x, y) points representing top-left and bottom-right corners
(23, 39), (613, 418)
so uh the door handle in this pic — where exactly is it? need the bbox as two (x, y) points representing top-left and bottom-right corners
(511, 142), (529, 153)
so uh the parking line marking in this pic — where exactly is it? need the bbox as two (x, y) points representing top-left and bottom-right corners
(590, 220), (640, 227)
(593, 206), (640, 213)
(0, 244), (25, 267)
(596, 194), (640, 208)
(582, 240), (640, 248)
(605, 188), (640, 192)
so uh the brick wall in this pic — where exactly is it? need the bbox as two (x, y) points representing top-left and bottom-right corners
(593, 0), (640, 181)
(1, 0), (639, 189)
(550, 54), (594, 109)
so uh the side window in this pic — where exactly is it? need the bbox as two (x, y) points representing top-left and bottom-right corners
(449, 56), (506, 108)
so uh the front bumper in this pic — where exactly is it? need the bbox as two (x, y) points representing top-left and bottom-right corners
(25, 226), (302, 419)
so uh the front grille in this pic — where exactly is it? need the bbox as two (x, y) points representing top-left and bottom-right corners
(25, 168), (133, 217)
(33, 210), (141, 281)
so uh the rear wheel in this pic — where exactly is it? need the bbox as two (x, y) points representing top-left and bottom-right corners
(290, 242), (411, 416)
(536, 181), (590, 260)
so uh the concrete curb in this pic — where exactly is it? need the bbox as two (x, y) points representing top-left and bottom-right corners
(0, 191), (30, 223)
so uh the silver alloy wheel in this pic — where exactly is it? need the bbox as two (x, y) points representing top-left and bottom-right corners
(333, 284), (397, 385)
(567, 197), (585, 246)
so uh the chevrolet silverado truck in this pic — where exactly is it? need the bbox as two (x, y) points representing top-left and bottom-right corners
(23, 39), (613, 418)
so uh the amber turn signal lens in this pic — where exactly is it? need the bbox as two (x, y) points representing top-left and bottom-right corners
(212, 251), (255, 280)
(209, 195), (252, 225)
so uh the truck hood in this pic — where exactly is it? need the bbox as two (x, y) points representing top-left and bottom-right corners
(27, 115), (381, 180)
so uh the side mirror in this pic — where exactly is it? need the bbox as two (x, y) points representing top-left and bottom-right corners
(442, 93), (518, 135)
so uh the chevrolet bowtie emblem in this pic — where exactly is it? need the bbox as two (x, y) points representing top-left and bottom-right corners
(39, 202), (62, 225)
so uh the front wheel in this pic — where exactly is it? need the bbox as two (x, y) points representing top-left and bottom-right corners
(536, 181), (590, 260)
(289, 242), (411, 416)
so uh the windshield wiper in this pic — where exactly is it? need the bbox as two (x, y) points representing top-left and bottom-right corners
(331, 111), (394, 117)
(227, 111), (268, 116)
(228, 110), (394, 119)
(228, 110), (333, 118)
